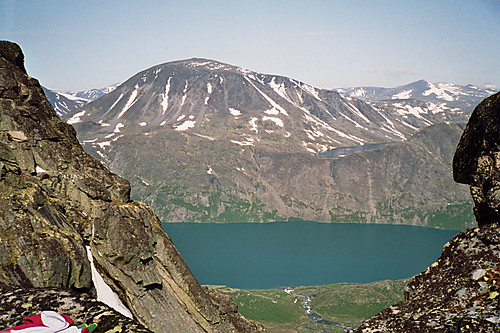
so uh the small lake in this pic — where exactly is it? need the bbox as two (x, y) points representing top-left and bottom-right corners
(162, 222), (458, 289)
(316, 142), (393, 159)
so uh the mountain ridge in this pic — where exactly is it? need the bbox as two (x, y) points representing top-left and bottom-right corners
(54, 58), (480, 227)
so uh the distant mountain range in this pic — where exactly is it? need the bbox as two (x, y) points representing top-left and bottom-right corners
(42, 85), (118, 116)
(336, 80), (495, 112)
(50, 59), (494, 227)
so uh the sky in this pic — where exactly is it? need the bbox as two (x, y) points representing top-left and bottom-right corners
(1, 0), (499, 92)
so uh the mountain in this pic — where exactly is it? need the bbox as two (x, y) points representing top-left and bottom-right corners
(42, 85), (117, 116)
(336, 79), (496, 112)
(0, 41), (261, 332)
(59, 58), (475, 227)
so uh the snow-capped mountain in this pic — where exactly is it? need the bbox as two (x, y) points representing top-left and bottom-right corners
(64, 59), (472, 157)
(336, 80), (496, 111)
(60, 58), (475, 226)
(42, 84), (118, 116)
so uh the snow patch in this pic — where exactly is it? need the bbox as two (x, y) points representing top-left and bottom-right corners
(181, 81), (188, 106)
(97, 141), (111, 149)
(245, 77), (289, 116)
(82, 138), (98, 143)
(229, 108), (241, 116)
(231, 137), (256, 146)
(174, 120), (196, 131)
(301, 84), (322, 101)
(193, 133), (216, 141)
(160, 120), (167, 126)
(249, 117), (259, 133)
(161, 77), (172, 114)
(108, 93), (124, 112)
(423, 83), (454, 101)
(117, 85), (139, 118)
(139, 122), (147, 126)
(86, 246), (133, 318)
(264, 109), (280, 115)
(207, 167), (213, 175)
(36, 166), (47, 174)
(113, 123), (124, 133)
(391, 89), (413, 99)
(262, 116), (284, 127)
(66, 110), (86, 124)
(177, 115), (186, 121)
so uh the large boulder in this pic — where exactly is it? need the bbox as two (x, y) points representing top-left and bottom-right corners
(0, 40), (262, 332)
(454, 92), (500, 226)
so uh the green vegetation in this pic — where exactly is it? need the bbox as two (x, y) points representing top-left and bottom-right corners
(213, 279), (408, 332)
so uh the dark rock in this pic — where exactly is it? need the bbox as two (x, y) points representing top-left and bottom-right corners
(454, 92), (500, 226)
(0, 40), (263, 332)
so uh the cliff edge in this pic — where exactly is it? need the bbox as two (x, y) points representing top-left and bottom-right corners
(0, 41), (262, 332)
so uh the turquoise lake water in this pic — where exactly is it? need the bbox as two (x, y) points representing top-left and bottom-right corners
(162, 222), (459, 289)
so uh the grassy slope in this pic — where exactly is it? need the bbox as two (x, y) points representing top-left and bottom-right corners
(212, 279), (408, 332)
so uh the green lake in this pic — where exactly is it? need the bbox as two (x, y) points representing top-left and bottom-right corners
(162, 222), (458, 289)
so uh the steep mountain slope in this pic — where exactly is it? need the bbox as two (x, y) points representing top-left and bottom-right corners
(42, 85), (117, 116)
(337, 79), (495, 112)
(61, 59), (474, 227)
(0, 41), (261, 332)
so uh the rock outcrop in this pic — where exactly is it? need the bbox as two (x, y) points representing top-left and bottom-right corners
(354, 92), (500, 332)
(0, 40), (262, 332)
(454, 92), (500, 226)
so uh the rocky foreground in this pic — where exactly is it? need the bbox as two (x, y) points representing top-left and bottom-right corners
(0, 41), (262, 332)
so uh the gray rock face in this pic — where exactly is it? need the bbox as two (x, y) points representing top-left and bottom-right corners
(0, 40), (262, 332)
(454, 92), (500, 226)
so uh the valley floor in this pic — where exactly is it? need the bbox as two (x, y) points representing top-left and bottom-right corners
(211, 279), (408, 332)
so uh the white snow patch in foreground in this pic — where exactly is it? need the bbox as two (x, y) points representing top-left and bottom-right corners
(66, 110), (86, 124)
(36, 166), (47, 174)
(139, 122), (147, 126)
(174, 120), (196, 131)
(86, 246), (133, 318)
(207, 167), (213, 175)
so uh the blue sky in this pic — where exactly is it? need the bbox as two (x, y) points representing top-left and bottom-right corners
(2, 0), (499, 92)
